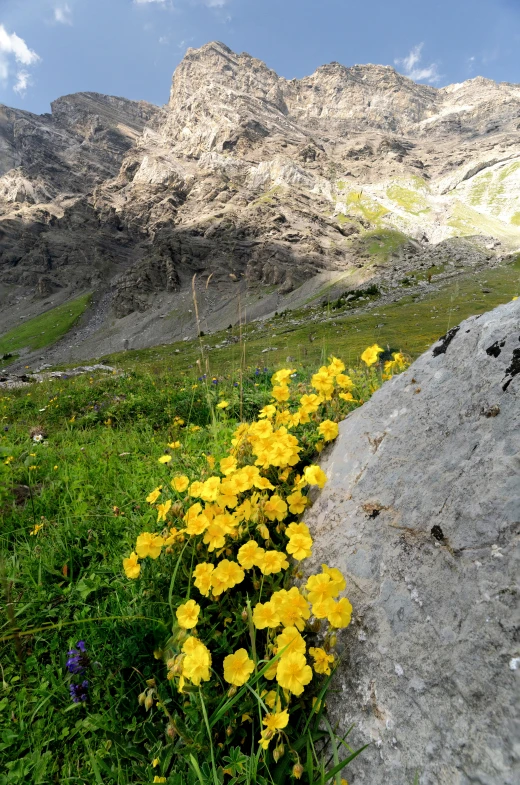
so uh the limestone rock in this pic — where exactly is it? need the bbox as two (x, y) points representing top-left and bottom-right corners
(304, 299), (520, 785)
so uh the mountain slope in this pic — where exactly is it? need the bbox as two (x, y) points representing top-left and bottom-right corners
(0, 41), (519, 367)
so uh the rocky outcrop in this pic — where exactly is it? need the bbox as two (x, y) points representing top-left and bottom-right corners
(0, 42), (519, 361)
(304, 299), (520, 785)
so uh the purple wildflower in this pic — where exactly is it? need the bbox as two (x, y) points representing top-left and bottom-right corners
(69, 680), (89, 703)
(67, 640), (90, 674)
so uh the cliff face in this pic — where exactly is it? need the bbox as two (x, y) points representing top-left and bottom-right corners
(0, 41), (519, 362)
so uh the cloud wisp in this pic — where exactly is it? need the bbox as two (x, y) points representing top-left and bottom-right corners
(54, 4), (73, 25)
(395, 43), (441, 84)
(0, 25), (40, 97)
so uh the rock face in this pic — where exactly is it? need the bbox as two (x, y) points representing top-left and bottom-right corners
(1, 41), (519, 362)
(304, 299), (520, 785)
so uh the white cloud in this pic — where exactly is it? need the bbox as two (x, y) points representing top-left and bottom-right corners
(0, 25), (40, 95)
(13, 70), (31, 95)
(54, 4), (73, 25)
(395, 43), (441, 84)
(134, 0), (167, 4)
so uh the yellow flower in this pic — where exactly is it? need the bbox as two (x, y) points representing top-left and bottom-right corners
(223, 648), (255, 686)
(200, 476), (221, 502)
(272, 587), (310, 630)
(303, 465), (328, 489)
(176, 599), (200, 629)
(181, 636), (211, 686)
(318, 420), (339, 441)
(256, 550), (289, 575)
(135, 532), (163, 559)
(158, 455), (172, 464)
(220, 455), (237, 475)
(286, 490), (307, 515)
(203, 522), (226, 552)
(309, 647), (334, 675)
(152, 758), (160, 768)
(339, 392), (355, 402)
(276, 652), (313, 696)
(262, 690), (279, 709)
(336, 373), (353, 389)
(321, 564), (346, 593)
(258, 708), (290, 747)
(285, 522), (310, 538)
(211, 559), (245, 595)
(157, 499), (172, 522)
(168, 441), (181, 449)
(305, 573), (338, 604)
(272, 385), (290, 403)
(146, 487), (162, 504)
(29, 522), (44, 536)
(286, 533), (313, 561)
(360, 344), (383, 366)
(171, 475), (190, 493)
(238, 540), (265, 569)
(327, 356), (345, 375)
(252, 601), (280, 629)
(258, 404), (276, 419)
(311, 367), (334, 399)
(263, 494), (288, 522)
(272, 368), (295, 385)
(123, 552), (141, 579)
(327, 597), (353, 628)
(216, 400), (229, 410)
(153, 778), (166, 783)
(276, 626), (306, 658)
(254, 476), (275, 491)
(193, 562), (214, 596)
(312, 597), (335, 619)
(189, 480), (204, 497)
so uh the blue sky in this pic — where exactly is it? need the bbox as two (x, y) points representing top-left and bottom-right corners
(1, 0), (519, 114)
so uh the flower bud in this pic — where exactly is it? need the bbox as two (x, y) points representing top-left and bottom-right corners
(138, 691), (146, 706)
(166, 723), (177, 739)
(227, 685), (237, 698)
(144, 694), (154, 711)
(241, 608), (248, 622)
(273, 743), (285, 762)
(329, 633), (337, 648)
(253, 580), (260, 591)
(226, 725), (233, 737)
(292, 762), (304, 779)
(146, 678), (156, 687)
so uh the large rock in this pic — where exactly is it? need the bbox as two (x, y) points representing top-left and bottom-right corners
(305, 300), (520, 785)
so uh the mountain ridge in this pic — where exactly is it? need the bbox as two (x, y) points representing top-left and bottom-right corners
(0, 41), (519, 368)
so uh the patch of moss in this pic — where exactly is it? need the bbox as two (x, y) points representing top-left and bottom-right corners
(357, 229), (410, 261)
(386, 184), (429, 214)
(510, 212), (520, 226)
(0, 293), (92, 356)
(345, 191), (389, 223)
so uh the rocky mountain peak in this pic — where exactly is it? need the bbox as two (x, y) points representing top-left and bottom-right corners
(0, 42), (519, 367)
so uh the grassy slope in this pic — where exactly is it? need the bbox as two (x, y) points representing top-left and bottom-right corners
(0, 294), (92, 359)
(100, 256), (520, 377)
(0, 364), (366, 782)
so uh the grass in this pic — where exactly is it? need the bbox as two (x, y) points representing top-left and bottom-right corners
(0, 359), (373, 783)
(386, 185), (429, 215)
(0, 294), (92, 361)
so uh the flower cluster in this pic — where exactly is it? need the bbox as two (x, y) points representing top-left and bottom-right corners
(123, 351), (408, 764)
(67, 640), (90, 703)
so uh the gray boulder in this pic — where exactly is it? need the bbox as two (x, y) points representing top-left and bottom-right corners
(305, 299), (520, 785)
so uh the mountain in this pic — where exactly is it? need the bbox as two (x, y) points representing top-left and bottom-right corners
(0, 41), (519, 365)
